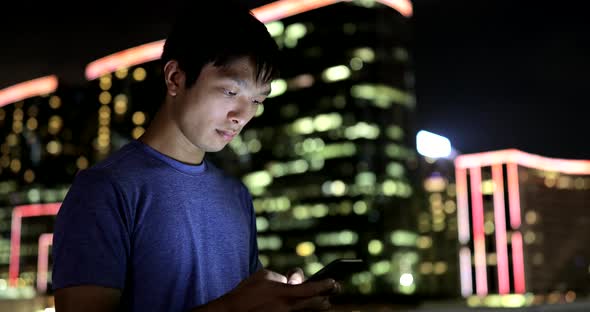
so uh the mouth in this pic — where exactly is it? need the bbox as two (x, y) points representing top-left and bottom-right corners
(216, 129), (237, 142)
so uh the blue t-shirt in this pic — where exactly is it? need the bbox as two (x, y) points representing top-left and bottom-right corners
(52, 140), (261, 312)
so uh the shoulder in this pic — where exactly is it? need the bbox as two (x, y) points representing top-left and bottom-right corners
(65, 142), (144, 198)
(75, 140), (159, 185)
(89, 141), (145, 174)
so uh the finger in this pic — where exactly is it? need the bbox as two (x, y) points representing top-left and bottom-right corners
(331, 281), (342, 295)
(291, 295), (331, 311)
(287, 279), (336, 297)
(263, 269), (288, 284)
(287, 267), (305, 285)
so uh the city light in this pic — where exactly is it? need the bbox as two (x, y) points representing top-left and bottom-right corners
(265, 21), (285, 37)
(351, 84), (414, 108)
(459, 247), (473, 297)
(85, 40), (165, 80)
(455, 167), (470, 245)
(322, 65), (351, 82)
(492, 164), (510, 294)
(511, 232), (526, 293)
(296, 241), (315, 257)
(507, 163), (522, 229)
(268, 79), (287, 98)
(399, 273), (414, 286)
(0, 75), (58, 108)
(416, 130), (452, 158)
(37, 233), (53, 293)
(469, 167), (488, 296)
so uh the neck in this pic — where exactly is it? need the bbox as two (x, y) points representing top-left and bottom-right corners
(139, 98), (205, 165)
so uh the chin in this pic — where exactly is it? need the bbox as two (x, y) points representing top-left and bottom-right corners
(205, 144), (228, 153)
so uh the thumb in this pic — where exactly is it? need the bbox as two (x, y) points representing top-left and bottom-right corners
(286, 267), (305, 285)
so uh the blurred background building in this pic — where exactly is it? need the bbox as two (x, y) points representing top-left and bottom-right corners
(455, 149), (590, 308)
(0, 76), (90, 299)
(414, 130), (460, 298)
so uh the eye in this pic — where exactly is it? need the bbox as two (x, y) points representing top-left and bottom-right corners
(252, 100), (263, 105)
(223, 89), (237, 96)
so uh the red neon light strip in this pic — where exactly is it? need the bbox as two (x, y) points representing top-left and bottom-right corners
(511, 232), (526, 293)
(37, 233), (53, 293)
(455, 149), (590, 175)
(469, 167), (487, 295)
(492, 164), (510, 294)
(459, 247), (473, 297)
(377, 0), (413, 17)
(252, 0), (337, 22)
(456, 167), (470, 244)
(507, 163), (521, 229)
(9, 203), (61, 287)
(0, 75), (58, 108)
(84, 40), (165, 80)
(84, 0), (413, 80)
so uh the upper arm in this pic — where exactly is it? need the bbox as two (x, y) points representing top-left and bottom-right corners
(55, 285), (122, 312)
(52, 170), (131, 292)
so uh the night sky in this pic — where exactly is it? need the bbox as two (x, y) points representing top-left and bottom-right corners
(1, 0), (588, 159)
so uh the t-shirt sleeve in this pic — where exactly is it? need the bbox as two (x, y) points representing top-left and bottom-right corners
(52, 169), (132, 290)
(242, 185), (262, 274)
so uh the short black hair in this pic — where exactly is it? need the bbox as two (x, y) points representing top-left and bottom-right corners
(161, 0), (281, 88)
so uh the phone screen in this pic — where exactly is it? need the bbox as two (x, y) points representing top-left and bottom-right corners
(305, 258), (364, 283)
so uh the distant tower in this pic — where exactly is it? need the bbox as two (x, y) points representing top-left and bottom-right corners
(455, 149), (590, 307)
(415, 130), (460, 297)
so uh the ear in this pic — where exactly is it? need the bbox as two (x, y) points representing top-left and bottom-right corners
(163, 60), (185, 97)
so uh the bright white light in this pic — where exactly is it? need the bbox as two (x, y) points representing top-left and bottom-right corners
(399, 273), (414, 286)
(322, 65), (351, 82)
(268, 79), (287, 98)
(416, 130), (451, 158)
(265, 21), (284, 37)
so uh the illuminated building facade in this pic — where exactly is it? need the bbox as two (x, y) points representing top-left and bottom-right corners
(0, 76), (91, 293)
(235, 0), (418, 298)
(84, 40), (166, 160)
(455, 149), (590, 308)
(415, 130), (459, 297)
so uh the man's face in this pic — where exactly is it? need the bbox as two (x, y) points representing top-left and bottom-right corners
(173, 57), (271, 153)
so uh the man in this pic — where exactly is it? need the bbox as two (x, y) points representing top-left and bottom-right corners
(52, 1), (338, 311)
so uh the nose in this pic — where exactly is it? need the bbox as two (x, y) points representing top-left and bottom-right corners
(227, 97), (256, 126)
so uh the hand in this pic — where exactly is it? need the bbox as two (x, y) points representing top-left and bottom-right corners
(286, 267), (305, 285)
(286, 267), (341, 295)
(196, 269), (338, 312)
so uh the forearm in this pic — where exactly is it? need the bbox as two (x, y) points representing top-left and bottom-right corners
(188, 294), (234, 312)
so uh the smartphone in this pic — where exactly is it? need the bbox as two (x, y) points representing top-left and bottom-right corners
(305, 258), (365, 283)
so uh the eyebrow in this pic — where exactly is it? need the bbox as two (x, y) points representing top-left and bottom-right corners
(229, 77), (271, 96)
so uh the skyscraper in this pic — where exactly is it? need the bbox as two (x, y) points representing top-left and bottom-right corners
(455, 149), (590, 308)
(236, 0), (417, 299)
(415, 130), (460, 297)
